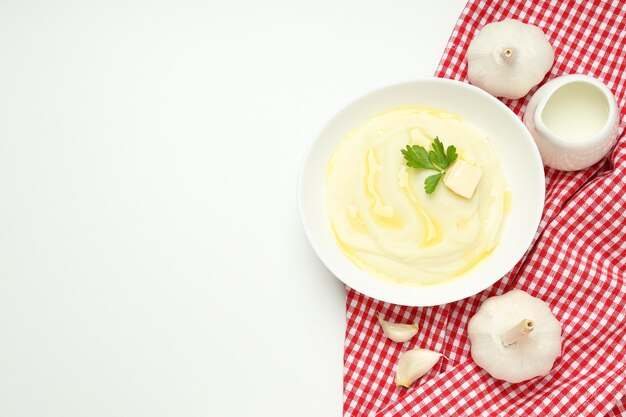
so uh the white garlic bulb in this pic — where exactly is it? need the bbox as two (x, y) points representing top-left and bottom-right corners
(377, 314), (419, 343)
(395, 348), (445, 387)
(467, 19), (555, 99)
(468, 289), (561, 383)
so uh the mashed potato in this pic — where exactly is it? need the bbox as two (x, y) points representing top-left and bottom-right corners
(326, 107), (509, 285)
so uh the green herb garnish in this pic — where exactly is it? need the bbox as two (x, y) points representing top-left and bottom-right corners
(401, 137), (458, 194)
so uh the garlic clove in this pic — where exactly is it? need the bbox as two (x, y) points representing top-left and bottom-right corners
(377, 314), (419, 343)
(467, 19), (554, 99)
(395, 348), (444, 388)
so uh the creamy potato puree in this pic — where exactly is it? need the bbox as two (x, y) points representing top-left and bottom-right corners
(326, 107), (509, 285)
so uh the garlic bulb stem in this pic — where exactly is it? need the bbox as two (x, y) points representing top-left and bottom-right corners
(502, 48), (514, 59)
(502, 319), (535, 347)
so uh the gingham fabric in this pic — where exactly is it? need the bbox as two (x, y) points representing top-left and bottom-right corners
(343, 1), (626, 416)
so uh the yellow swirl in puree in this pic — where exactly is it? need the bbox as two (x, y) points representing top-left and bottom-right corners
(326, 107), (509, 285)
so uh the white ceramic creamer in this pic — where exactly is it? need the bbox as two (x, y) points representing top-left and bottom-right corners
(523, 74), (618, 171)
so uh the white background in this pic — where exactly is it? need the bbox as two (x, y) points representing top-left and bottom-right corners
(0, 1), (465, 416)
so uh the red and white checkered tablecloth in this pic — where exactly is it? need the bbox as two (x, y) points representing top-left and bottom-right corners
(343, 1), (626, 416)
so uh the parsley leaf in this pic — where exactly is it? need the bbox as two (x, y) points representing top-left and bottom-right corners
(446, 144), (458, 167)
(401, 137), (459, 194)
(401, 145), (435, 170)
(424, 173), (442, 194)
(430, 137), (448, 169)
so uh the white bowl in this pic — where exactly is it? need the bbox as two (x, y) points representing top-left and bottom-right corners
(298, 79), (545, 306)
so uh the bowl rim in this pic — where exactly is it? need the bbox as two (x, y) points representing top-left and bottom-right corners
(297, 77), (545, 306)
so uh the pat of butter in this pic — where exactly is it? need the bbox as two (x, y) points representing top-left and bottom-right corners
(443, 160), (482, 199)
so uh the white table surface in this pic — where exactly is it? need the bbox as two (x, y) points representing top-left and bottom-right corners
(0, 1), (466, 416)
